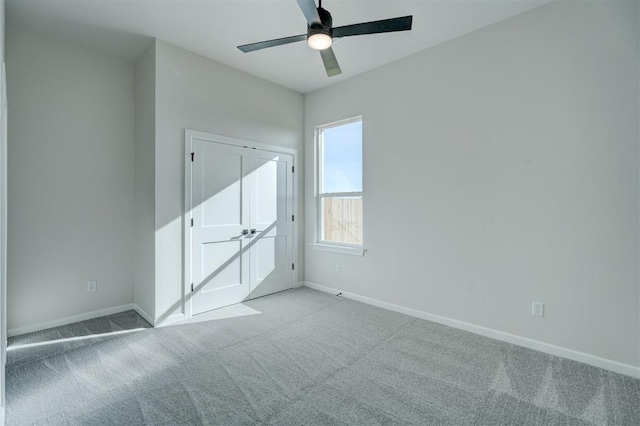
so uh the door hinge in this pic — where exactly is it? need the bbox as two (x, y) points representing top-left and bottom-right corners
(292, 166), (294, 173)
(292, 263), (295, 271)
(292, 215), (294, 222)
(191, 283), (194, 292)
(190, 218), (193, 227)
(191, 152), (195, 162)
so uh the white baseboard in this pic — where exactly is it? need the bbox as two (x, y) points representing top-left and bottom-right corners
(8, 303), (142, 337)
(303, 281), (640, 379)
(132, 304), (154, 326)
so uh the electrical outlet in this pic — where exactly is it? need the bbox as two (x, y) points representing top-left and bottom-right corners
(335, 265), (341, 275)
(532, 301), (544, 317)
(87, 281), (97, 292)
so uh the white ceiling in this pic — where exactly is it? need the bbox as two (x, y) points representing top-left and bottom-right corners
(6, 0), (552, 94)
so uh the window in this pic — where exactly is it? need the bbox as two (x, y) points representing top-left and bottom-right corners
(315, 117), (363, 252)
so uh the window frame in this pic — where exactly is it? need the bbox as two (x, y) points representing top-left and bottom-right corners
(312, 116), (365, 256)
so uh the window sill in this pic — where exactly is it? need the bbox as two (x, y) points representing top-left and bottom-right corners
(310, 243), (366, 257)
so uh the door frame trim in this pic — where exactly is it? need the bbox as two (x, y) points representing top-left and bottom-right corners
(183, 129), (298, 320)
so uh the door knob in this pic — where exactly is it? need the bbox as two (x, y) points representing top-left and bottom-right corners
(241, 229), (249, 235)
(249, 229), (257, 235)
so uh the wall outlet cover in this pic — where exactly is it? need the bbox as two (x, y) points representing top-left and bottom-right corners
(532, 301), (544, 317)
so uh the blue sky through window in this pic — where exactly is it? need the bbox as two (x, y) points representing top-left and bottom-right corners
(321, 120), (362, 193)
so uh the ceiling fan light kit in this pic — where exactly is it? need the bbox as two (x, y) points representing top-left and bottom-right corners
(237, 0), (413, 77)
(307, 32), (332, 50)
(307, 6), (333, 50)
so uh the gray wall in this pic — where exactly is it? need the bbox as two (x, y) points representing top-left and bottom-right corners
(153, 41), (304, 324)
(6, 27), (135, 330)
(134, 41), (156, 321)
(304, 0), (640, 368)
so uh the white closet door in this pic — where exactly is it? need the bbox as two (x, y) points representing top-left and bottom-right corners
(191, 140), (251, 315)
(248, 150), (293, 299)
(190, 139), (294, 315)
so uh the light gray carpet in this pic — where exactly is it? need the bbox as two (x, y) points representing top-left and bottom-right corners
(8, 310), (153, 366)
(5, 287), (640, 425)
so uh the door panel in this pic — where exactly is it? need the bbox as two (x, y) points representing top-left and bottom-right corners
(201, 150), (242, 227)
(191, 140), (250, 315)
(201, 241), (242, 292)
(249, 233), (290, 298)
(255, 159), (278, 224)
(190, 139), (294, 315)
(255, 237), (275, 282)
(248, 151), (293, 299)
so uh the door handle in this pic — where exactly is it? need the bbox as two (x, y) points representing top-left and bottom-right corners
(247, 229), (263, 237)
(231, 229), (250, 240)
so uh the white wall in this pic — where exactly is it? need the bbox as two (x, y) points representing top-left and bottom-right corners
(153, 41), (304, 324)
(6, 27), (136, 330)
(305, 0), (640, 369)
(134, 41), (156, 322)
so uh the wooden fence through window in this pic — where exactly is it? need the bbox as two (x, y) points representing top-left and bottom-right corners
(323, 197), (363, 245)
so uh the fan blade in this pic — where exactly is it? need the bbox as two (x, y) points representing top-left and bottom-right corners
(238, 34), (306, 53)
(333, 15), (413, 38)
(320, 47), (341, 77)
(296, 0), (321, 25)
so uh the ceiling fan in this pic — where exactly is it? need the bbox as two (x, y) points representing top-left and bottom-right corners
(237, 0), (413, 77)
